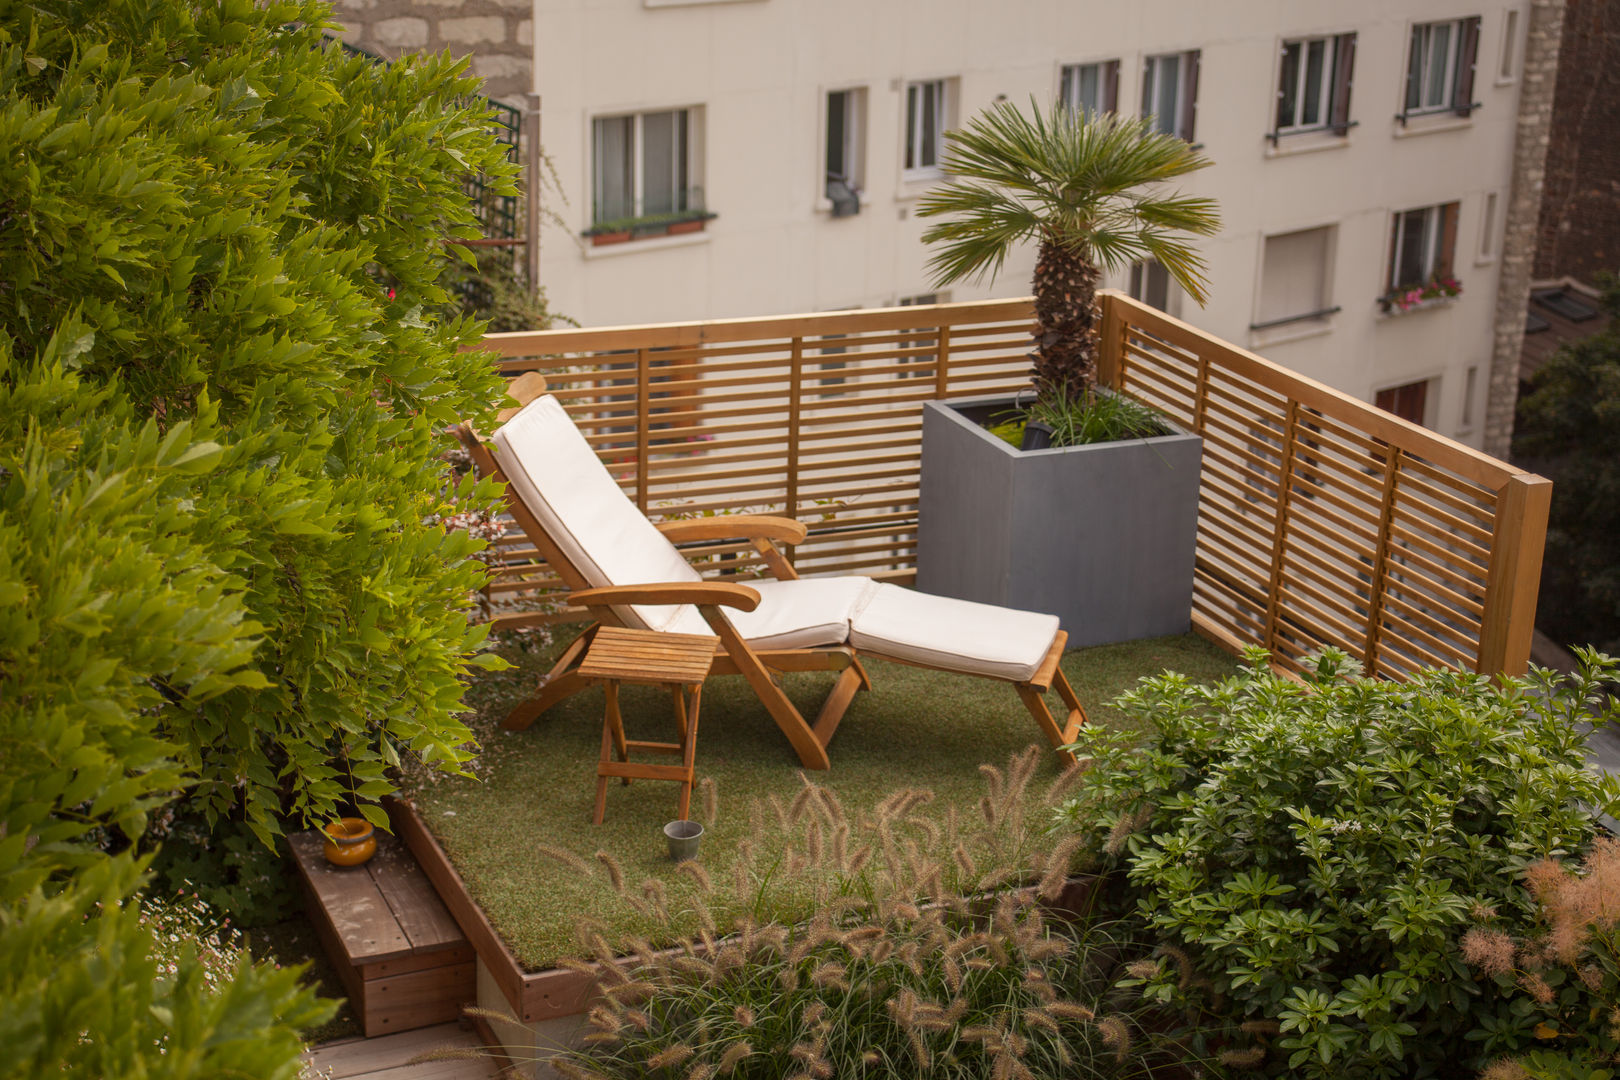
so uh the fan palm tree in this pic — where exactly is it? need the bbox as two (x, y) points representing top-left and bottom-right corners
(918, 100), (1220, 405)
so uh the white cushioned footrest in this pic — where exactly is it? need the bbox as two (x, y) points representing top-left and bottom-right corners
(849, 584), (1061, 683)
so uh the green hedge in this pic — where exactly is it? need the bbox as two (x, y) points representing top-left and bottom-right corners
(1, 0), (513, 1073)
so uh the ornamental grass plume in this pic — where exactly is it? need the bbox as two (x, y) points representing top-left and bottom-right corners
(506, 748), (1198, 1079)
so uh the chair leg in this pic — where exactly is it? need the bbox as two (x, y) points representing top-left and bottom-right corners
(811, 662), (866, 748)
(504, 626), (598, 732)
(701, 611), (830, 770)
(1050, 666), (1090, 745)
(604, 680), (630, 785)
(593, 712), (613, 825)
(1015, 683), (1077, 761)
(678, 684), (701, 822)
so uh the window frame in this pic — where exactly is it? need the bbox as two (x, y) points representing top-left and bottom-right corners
(1400, 17), (1482, 122)
(1251, 224), (1342, 332)
(1140, 50), (1200, 142)
(1386, 202), (1459, 293)
(1497, 9), (1522, 83)
(1270, 32), (1357, 144)
(822, 86), (867, 215)
(1477, 191), (1500, 264)
(903, 78), (952, 179)
(1128, 259), (1177, 316)
(1058, 59), (1120, 117)
(588, 105), (705, 232)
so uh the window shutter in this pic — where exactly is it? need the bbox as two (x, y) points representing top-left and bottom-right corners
(1180, 50), (1201, 141)
(1059, 66), (1073, 109)
(1387, 213), (1403, 292)
(1103, 59), (1119, 113)
(1453, 16), (1481, 115)
(1438, 201), (1460, 277)
(1140, 57), (1152, 119)
(1330, 33), (1357, 133)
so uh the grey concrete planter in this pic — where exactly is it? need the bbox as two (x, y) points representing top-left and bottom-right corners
(917, 394), (1202, 648)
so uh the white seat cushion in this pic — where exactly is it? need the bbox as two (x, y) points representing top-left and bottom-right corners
(849, 583), (1060, 682)
(664, 577), (880, 649)
(492, 396), (700, 632)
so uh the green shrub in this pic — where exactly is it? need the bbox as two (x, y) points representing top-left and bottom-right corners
(2, 0), (515, 1073)
(1055, 649), (1620, 1079)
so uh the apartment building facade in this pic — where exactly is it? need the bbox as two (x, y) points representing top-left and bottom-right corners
(531, 0), (1534, 450)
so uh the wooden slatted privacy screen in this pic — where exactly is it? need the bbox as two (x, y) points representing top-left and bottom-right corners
(1099, 297), (1550, 678)
(475, 292), (1550, 678)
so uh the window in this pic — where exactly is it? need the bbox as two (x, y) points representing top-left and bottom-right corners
(1272, 33), (1356, 141)
(1402, 18), (1481, 119)
(904, 79), (952, 176)
(1129, 259), (1172, 312)
(1499, 10), (1520, 80)
(1141, 51), (1200, 141)
(1255, 226), (1337, 330)
(1478, 191), (1499, 261)
(825, 88), (865, 215)
(591, 107), (702, 226)
(1059, 60), (1119, 116)
(1460, 365), (1479, 430)
(1387, 202), (1459, 292)
(898, 293), (946, 377)
(1375, 379), (1431, 427)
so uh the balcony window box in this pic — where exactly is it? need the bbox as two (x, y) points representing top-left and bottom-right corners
(917, 393), (1203, 648)
(1379, 275), (1463, 315)
(583, 209), (717, 245)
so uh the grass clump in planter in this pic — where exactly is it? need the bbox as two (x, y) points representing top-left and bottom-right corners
(500, 757), (1204, 1080)
(1054, 648), (1620, 1079)
(989, 387), (1169, 449)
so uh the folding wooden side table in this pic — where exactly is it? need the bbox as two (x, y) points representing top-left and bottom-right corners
(578, 625), (719, 824)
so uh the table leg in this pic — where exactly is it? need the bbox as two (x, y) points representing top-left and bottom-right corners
(593, 707), (612, 825)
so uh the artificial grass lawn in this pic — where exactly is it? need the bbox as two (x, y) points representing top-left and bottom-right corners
(408, 630), (1240, 972)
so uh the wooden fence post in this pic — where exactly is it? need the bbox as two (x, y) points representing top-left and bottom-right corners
(1097, 295), (1124, 390)
(1476, 473), (1552, 676)
(787, 337), (803, 528)
(635, 348), (650, 512)
(1262, 401), (1301, 655)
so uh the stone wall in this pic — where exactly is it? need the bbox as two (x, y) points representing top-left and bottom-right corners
(327, 0), (532, 105)
(1534, 0), (1620, 282)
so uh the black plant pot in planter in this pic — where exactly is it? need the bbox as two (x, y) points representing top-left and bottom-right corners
(1019, 420), (1054, 452)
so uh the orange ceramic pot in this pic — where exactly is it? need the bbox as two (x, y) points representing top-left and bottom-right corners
(322, 818), (376, 867)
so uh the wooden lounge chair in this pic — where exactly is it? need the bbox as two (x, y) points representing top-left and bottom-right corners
(457, 395), (1088, 771)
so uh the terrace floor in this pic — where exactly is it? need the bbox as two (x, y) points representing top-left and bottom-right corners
(405, 628), (1242, 971)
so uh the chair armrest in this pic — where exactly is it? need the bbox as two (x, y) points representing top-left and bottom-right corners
(656, 515), (809, 546)
(569, 582), (762, 613)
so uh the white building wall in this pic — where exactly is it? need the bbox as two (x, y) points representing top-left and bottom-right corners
(531, 0), (1527, 450)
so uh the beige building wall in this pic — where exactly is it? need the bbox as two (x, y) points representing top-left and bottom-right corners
(532, 0), (1531, 450)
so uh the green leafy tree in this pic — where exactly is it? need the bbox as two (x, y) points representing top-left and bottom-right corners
(917, 101), (1220, 404)
(1, 0), (514, 1073)
(1513, 275), (1620, 653)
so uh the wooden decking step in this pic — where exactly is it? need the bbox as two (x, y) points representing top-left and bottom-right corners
(304, 1022), (499, 1079)
(290, 830), (476, 1039)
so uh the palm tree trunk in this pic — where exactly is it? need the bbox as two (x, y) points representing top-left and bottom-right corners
(1031, 238), (1102, 404)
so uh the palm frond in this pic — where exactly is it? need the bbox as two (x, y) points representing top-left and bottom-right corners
(917, 97), (1221, 298)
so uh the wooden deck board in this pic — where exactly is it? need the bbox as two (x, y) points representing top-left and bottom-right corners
(367, 839), (465, 955)
(304, 1023), (497, 1080)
